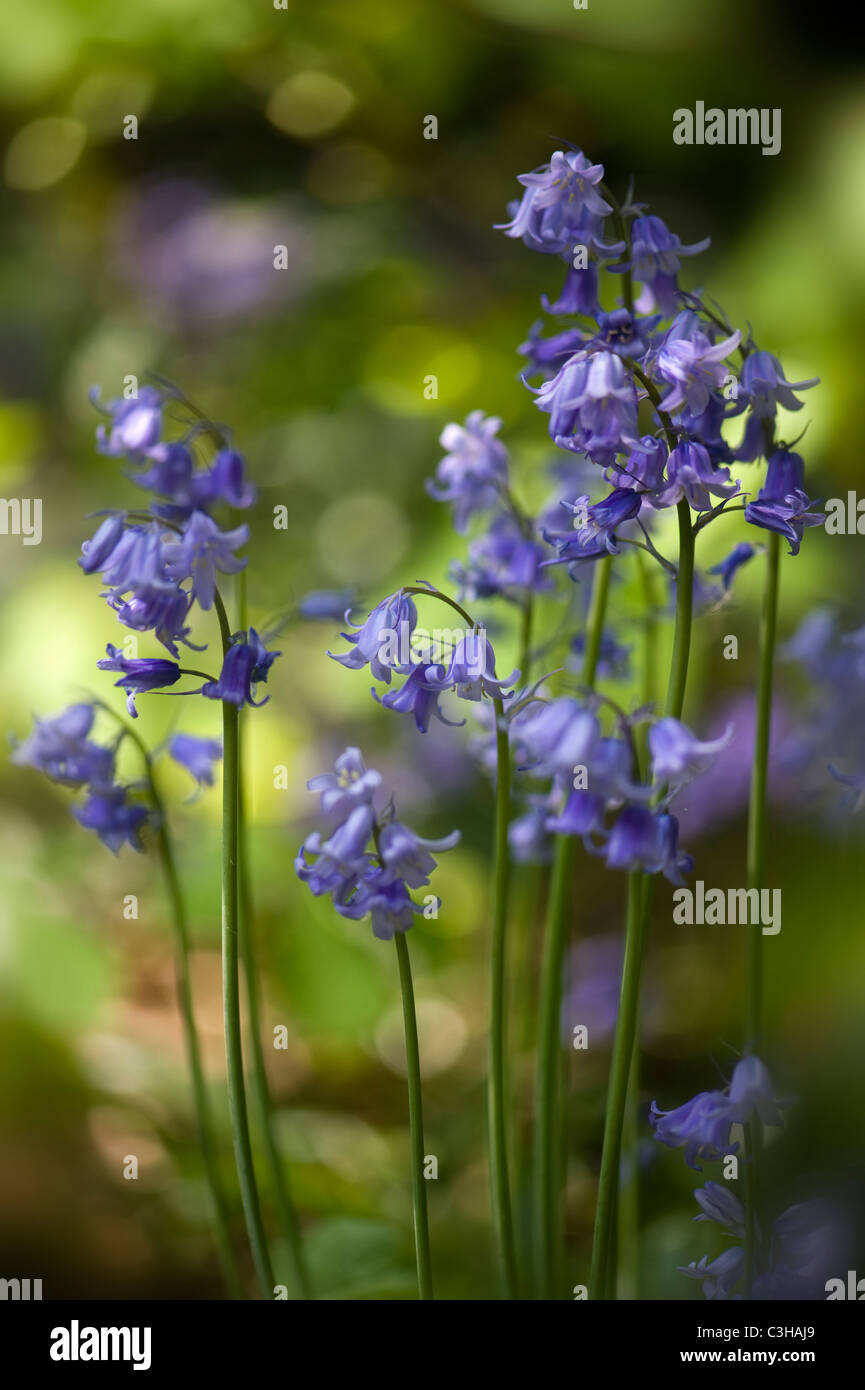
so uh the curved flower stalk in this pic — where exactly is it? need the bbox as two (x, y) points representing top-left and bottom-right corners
(14, 381), (299, 1299)
(296, 747), (460, 1298)
(12, 702), (241, 1296)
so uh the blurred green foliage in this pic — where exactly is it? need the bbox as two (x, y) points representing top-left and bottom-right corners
(1, 0), (863, 1298)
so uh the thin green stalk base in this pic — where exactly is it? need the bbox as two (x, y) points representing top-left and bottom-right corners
(395, 932), (434, 1299)
(222, 699), (275, 1299)
(489, 702), (518, 1299)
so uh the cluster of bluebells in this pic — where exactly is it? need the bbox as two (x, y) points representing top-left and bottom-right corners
(81, 383), (281, 716)
(329, 586), (518, 733)
(649, 1056), (836, 1299)
(496, 145), (823, 582)
(10, 702), (222, 852)
(506, 694), (731, 881)
(295, 747), (459, 940)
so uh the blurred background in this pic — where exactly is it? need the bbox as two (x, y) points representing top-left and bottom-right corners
(1, 0), (864, 1299)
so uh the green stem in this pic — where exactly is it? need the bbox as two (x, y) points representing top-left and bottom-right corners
(100, 707), (244, 1297)
(589, 506), (695, 1300)
(518, 595), (534, 686)
(216, 586), (275, 1299)
(489, 697), (518, 1298)
(743, 528), (781, 1293)
(534, 554), (612, 1300)
(235, 574), (311, 1298)
(395, 931), (434, 1299)
(238, 718), (312, 1298)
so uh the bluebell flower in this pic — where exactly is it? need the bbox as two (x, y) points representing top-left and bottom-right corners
(649, 716), (734, 789)
(543, 487), (643, 563)
(307, 747), (382, 822)
(450, 516), (552, 603)
(498, 149), (614, 256)
(79, 513), (127, 575)
(426, 412), (509, 532)
(72, 785), (151, 853)
(378, 819), (460, 888)
(655, 310), (741, 415)
(297, 749), (458, 939)
(169, 733), (223, 787)
(11, 704), (115, 788)
(541, 262), (601, 317)
(423, 632), (519, 702)
(97, 644), (181, 717)
(535, 351), (640, 463)
(744, 449), (824, 555)
(107, 584), (195, 659)
(202, 630), (281, 707)
(92, 384), (164, 456)
(374, 664), (463, 733)
(603, 805), (693, 884)
(330, 590), (419, 683)
(605, 435), (668, 495)
(163, 510), (249, 609)
(621, 215), (711, 317)
(678, 1247), (744, 1301)
(514, 697), (602, 781)
(649, 1088), (737, 1169)
(519, 322), (587, 379)
(739, 350), (819, 418)
(89, 521), (173, 594)
(336, 869), (429, 941)
(660, 440), (739, 513)
(708, 541), (756, 591)
(726, 1055), (785, 1128)
(693, 1182), (747, 1238)
(545, 787), (606, 839)
(585, 308), (660, 361)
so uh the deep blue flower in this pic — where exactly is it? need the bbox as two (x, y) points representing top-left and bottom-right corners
(330, 590), (419, 683)
(97, 644), (181, 717)
(337, 868), (428, 941)
(544, 487), (643, 562)
(541, 262), (601, 317)
(535, 350), (640, 463)
(739, 350), (819, 418)
(649, 1088), (737, 1169)
(519, 322), (587, 378)
(201, 629), (280, 707)
(107, 584), (195, 658)
(163, 510), (249, 609)
(605, 435), (668, 495)
(585, 307), (660, 361)
(622, 215), (710, 317)
(11, 704), (115, 788)
(661, 440), (739, 513)
(426, 412), (509, 532)
(72, 784), (151, 853)
(378, 819), (460, 888)
(498, 149), (614, 256)
(603, 805), (693, 884)
(744, 449), (824, 556)
(514, 697), (601, 781)
(709, 541), (756, 591)
(545, 788), (605, 839)
(169, 733), (222, 787)
(374, 664), (464, 733)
